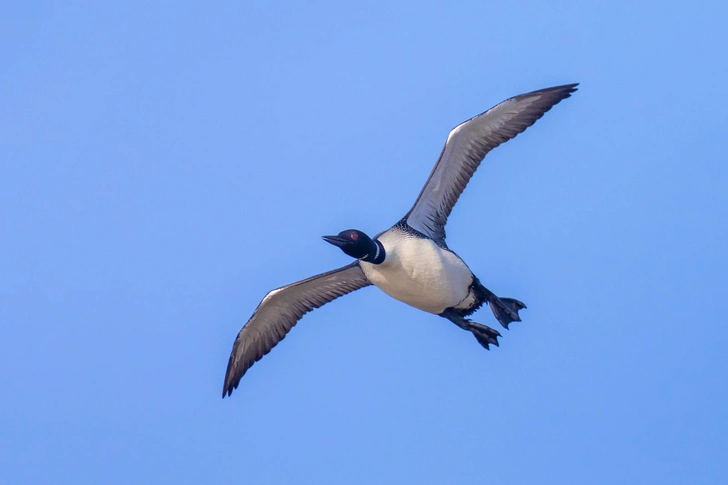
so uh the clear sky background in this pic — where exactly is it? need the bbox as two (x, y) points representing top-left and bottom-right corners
(1, 1), (726, 484)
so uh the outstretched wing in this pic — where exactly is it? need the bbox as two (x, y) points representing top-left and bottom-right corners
(222, 262), (371, 397)
(405, 83), (578, 244)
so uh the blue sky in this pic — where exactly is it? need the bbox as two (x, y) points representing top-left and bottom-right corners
(1, 1), (726, 483)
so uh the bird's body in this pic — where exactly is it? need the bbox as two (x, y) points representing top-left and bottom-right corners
(222, 83), (578, 397)
(361, 223), (476, 315)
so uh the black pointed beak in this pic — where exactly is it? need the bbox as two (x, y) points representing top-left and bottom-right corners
(322, 235), (349, 248)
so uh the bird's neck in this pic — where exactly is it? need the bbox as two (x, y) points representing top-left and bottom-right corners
(360, 240), (386, 264)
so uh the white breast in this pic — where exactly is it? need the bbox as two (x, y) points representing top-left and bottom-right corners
(360, 230), (475, 314)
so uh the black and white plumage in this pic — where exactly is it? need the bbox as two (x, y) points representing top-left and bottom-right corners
(222, 83), (577, 397)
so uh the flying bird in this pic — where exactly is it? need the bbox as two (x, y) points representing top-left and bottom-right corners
(222, 83), (578, 397)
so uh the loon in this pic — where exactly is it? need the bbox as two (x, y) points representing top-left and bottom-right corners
(222, 83), (577, 397)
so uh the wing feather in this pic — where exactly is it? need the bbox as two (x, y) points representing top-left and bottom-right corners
(222, 262), (371, 397)
(405, 83), (578, 244)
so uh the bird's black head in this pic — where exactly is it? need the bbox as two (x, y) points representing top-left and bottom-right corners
(322, 229), (385, 264)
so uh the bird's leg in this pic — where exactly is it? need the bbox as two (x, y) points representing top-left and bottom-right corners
(440, 308), (501, 350)
(471, 278), (526, 329)
(440, 308), (471, 330)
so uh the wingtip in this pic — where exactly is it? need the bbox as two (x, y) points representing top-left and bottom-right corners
(562, 82), (579, 95)
(222, 378), (238, 399)
(553, 82), (579, 96)
(559, 82), (579, 89)
(538, 82), (579, 97)
(222, 369), (237, 398)
(532, 82), (579, 106)
(512, 83), (579, 108)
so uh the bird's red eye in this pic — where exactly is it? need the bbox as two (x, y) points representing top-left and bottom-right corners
(350, 232), (358, 240)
